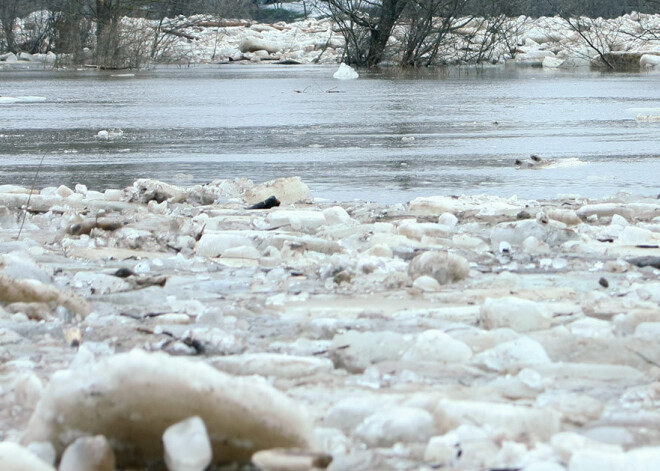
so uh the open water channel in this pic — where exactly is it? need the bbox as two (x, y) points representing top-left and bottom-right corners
(1, 64), (659, 203)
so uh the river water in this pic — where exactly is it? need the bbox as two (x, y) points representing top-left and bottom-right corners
(1, 64), (659, 203)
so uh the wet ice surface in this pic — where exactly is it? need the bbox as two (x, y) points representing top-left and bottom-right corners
(1, 65), (660, 203)
(1, 176), (660, 470)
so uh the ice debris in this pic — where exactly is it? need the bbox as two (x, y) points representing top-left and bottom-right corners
(0, 177), (658, 470)
(22, 349), (313, 467)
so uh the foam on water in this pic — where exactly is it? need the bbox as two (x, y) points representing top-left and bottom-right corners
(585, 175), (617, 181)
(17, 96), (47, 102)
(636, 114), (660, 122)
(545, 157), (590, 169)
(0, 96), (47, 104)
(626, 107), (660, 114)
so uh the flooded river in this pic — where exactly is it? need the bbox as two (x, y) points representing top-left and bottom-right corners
(1, 64), (659, 203)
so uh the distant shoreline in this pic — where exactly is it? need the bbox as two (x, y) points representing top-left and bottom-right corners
(2, 12), (660, 70)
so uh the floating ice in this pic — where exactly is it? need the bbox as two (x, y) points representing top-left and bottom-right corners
(544, 157), (589, 169)
(0, 96), (46, 104)
(96, 128), (124, 141)
(333, 63), (359, 80)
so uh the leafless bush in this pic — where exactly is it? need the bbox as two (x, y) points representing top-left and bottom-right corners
(321, 0), (371, 64)
(397, 0), (469, 66)
(496, 15), (527, 59)
(322, 0), (535, 67)
(321, 0), (408, 66)
(453, 14), (507, 64)
(560, 16), (628, 69)
(4, 9), (56, 53)
(622, 11), (660, 45)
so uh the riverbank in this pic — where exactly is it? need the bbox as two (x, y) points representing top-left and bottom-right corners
(2, 12), (660, 70)
(1, 176), (660, 469)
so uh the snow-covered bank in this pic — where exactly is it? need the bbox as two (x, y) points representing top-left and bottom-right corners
(2, 11), (660, 68)
(1, 176), (660, 469)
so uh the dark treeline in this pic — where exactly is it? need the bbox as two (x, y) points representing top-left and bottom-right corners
(3, 0), (255, 21)
(5, 0), (660, 22)
(468, 0), (658, 18)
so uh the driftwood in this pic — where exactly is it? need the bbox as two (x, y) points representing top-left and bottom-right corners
(265, 23), (290, 31)
(252, 449), (332, 470)
(162, 29), (199, 41)
(66, 216), (124, 236)
(313, 30), (335, 64)
(197, 19), (250, 28)
(0, 274), (92, 317)
(277, 59), (302, 65)
(195, 20), (288, 31)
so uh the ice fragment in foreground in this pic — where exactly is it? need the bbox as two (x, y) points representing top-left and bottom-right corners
(163, 416), (212, 471)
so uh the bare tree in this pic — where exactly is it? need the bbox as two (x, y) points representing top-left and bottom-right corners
(0, 0), (26, 52)
(149, 14), (209, 63)
(397, 0), (470, 67)
(321, 0), (408, 66)
(495, 15), (528, 60)
(2, 4), (60, 54)
(89, 0), (174, 68)
(50, 0), (92, 61)
(322, 0), (370, 64)
(546, 0), (657, 69)
(322, 0), (540, 67)
(458, 14), (510, 64)
(560, 16), (612, 69)
(621, 8), (660, 46)
(470, 0), (531, 63)
(92, 0), (123, 66)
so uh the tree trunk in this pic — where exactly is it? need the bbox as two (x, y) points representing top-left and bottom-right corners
(0, 0), (20, 54)
(95, 0), (120, 67)
(3, 18), (18, 53)
(365, 0), (405, 67)
(366, 28), (388, 67)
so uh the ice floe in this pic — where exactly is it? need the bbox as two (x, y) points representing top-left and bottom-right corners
(0, 176), (658, 469)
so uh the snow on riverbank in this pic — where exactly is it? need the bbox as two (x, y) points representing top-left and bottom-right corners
(2, 11), (660, 68)
(1, 176), (660, 469)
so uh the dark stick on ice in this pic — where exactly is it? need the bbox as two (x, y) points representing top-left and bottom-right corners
(248, 195), (281, 210)
(113, 267), (136, 278)
(17, 151), (47, 241)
